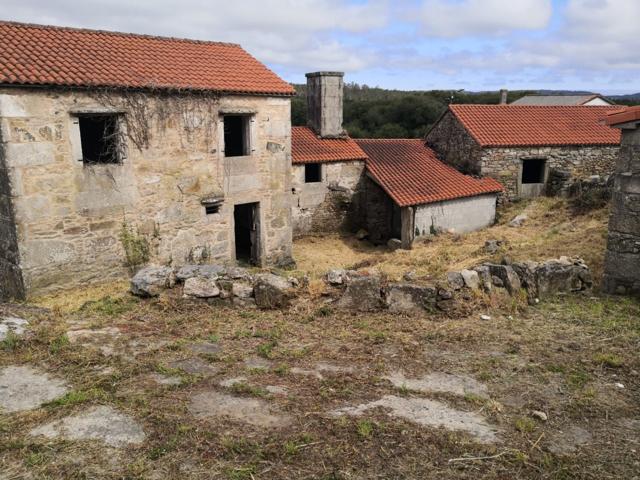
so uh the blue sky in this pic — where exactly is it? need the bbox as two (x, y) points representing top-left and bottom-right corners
(3, 0), (639, 93)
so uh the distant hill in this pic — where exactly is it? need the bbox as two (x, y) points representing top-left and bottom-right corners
(292, 84), (639, 139)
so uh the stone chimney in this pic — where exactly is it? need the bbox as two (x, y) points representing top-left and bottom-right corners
(499, 89), (508, 105)
(306, 72), (344, 138)
(602, 106), (640, 295)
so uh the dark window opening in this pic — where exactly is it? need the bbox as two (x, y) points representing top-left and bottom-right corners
(522, 159), (546, 184)
(305, 163), (322, 183)
(234, 202), (259, 264)
(205, 204), (221, 215)
(78, 114), (120, 164)
(224, 115), (250, 157)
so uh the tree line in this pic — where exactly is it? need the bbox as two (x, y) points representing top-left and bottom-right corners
(291, 83), (639, 139)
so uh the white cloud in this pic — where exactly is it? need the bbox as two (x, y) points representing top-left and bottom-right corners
(0, 0), (389, 74)
(418, 0), (552, 37)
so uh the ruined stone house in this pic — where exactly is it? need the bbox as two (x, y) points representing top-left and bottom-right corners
(291, 72), (367, 236)
(0, 21), (295, 299)
(425, 105), (622, 199)
(355, 139), (503, 247)
(602, 106), (640, 296)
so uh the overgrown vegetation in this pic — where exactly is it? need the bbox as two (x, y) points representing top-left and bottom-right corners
(119, 221), (150, 269)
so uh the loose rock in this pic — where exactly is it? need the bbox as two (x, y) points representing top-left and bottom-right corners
(254, 273), (294, 309)
(336, 276), (384, 312)
(385, 283), (437, 313)
(509, 214), (528, 227)
(460, 269), (480, 290)
(447, 271), (465, 290)
(131, 266), (175, 297)
(183, 277), (220, 298)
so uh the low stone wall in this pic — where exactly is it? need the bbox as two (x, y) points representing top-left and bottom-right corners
(324, 256), (592, 314)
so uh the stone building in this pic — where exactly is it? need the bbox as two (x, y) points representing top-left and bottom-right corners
(603, 106), (640, 295)
(425, 105), (622, 199)
(356, 139), (503, 247)
(291, 73), (367, 236)
(0, 21), (295, 299)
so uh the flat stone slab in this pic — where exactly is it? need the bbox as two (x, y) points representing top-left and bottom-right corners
(266, 385), (288, 396)
(0, 316), (28, 340)
(244, 356), (272, 370)
(67, 327), (121, 356)
(219, 376), (247, 388)
(385, 371), (489, 399)
(0, 366), (68, 413)
(29, 405), (145, 447)
(168, 358), (218, 376)
(186, 342), (222, 356)
(291, 362), (355, 380)
(189, 391), (291, 428)
(149, 373), (182, 386)
(331, 395), (498, 444)
(548, 425), (592, 455)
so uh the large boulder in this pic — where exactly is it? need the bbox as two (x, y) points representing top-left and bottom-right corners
(183, 277), (220, 298)
(131, 266), (175, 297)
(385, 284), (437, 313)
(511, 261), (539, 302)
(473, 265), (493, 292)
(485, 264), (522, 295)
(254, 273), (295, 309)
(534, 258), (592, 298)
(336, 276), (384, 312)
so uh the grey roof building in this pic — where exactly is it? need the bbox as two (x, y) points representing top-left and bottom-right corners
(511, 94), (614, 106)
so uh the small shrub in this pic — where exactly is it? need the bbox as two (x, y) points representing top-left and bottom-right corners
(49, 334), (70, 354)
(593, 353), (623, 368)
(257, 340), (277, 359)
(514, 417), (536, 433)
(0, 330), (21, 351)
(357, 419), (375, 438)
(119, 221), (150, 269)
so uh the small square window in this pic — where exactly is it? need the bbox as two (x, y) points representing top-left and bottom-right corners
(77, 114), (121, 164)
(522, 159), (546, 184)
(305, 163), (322, 183)
(224, 115), (251, 157)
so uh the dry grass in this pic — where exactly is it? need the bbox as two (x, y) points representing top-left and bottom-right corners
(293, 197), (609, 283)
(2, 198), (637, 480)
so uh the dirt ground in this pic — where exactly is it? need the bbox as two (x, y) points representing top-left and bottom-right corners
(1, 199), (639, 480)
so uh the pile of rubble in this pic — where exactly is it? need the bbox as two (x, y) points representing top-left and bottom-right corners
(130, 265), (298, 309)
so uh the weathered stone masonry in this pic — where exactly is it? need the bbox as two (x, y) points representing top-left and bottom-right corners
(603, 116), (640, 295)
(0, 88), (293, 298)
(291, 160), (366, 236)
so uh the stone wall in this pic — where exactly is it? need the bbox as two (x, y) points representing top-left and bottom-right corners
(0, 129), (24, 300)
(603, 126), (640, 295)
(480, 145), (619, 198)
(425, 111), (483, 175)
(414, 194), (497, 237)
(362, 176), (396, 244)
(291, 161), (366, 236)
(0, 88), (293, 297)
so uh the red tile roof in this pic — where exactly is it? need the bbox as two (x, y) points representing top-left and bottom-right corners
(356, 139), (503, 207)
(292, 127), (368, 164)
(449, 105), (623, 147)
(606, 106), (640, 127)
(0, 21), (294, 96)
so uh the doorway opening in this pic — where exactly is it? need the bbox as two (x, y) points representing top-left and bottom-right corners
(234, 202), (260, 264)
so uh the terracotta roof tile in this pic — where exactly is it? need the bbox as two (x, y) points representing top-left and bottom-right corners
(606, 106), (640, 127)
(449, 105), (622, 147)
(356, 139), (503, 207)
(0, 21), (294, 96)
(292, 126), (367, 164)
